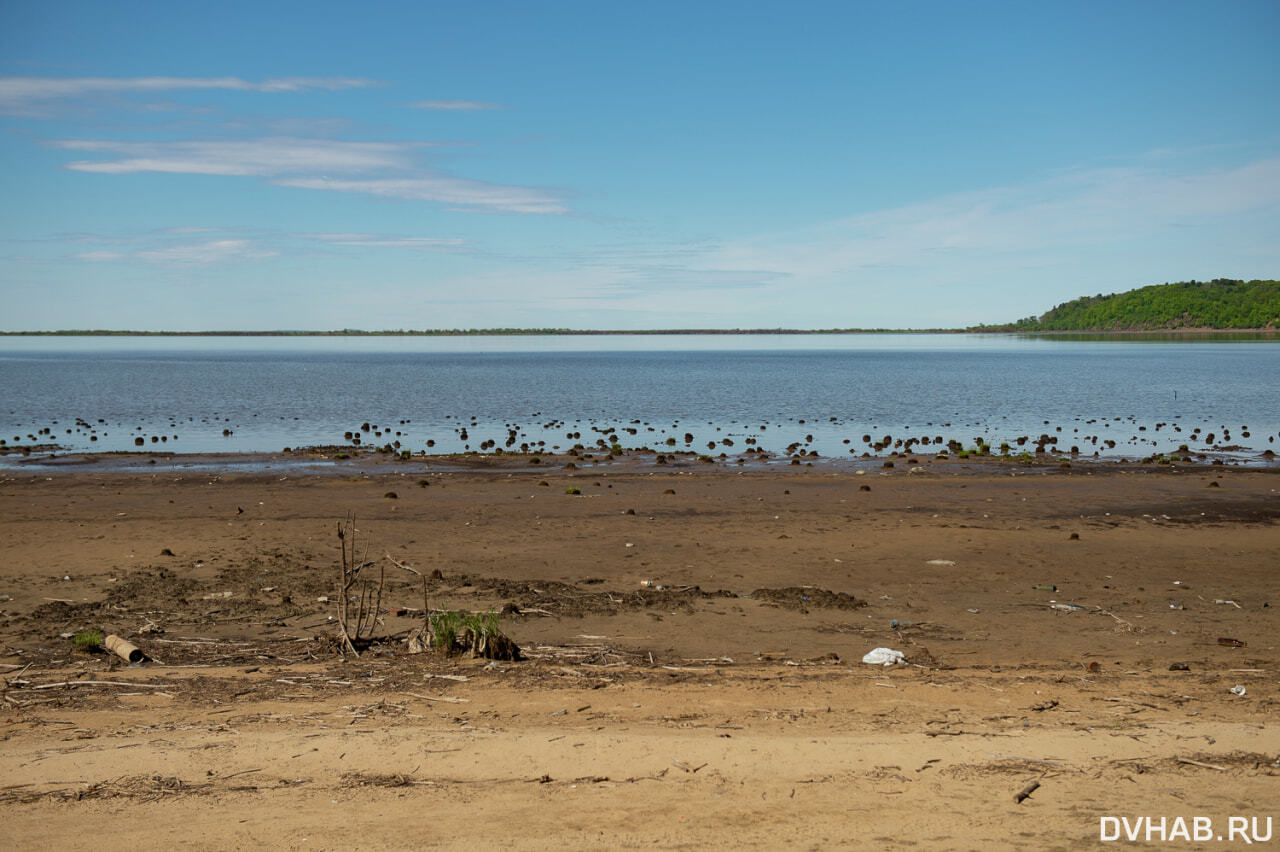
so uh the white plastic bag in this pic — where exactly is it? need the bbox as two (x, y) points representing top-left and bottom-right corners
(861, 647), (906, 666)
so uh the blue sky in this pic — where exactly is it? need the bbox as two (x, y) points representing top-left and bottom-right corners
(1, 1), (1277, 331)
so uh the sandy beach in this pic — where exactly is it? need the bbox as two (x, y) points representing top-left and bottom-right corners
(1, 452), (1277, 849)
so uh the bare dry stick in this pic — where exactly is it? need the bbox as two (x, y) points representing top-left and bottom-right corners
(369, 562), (385, 639)
(336, 514), (359, 656)
(1013, 779), (1041, 804)
(385, 554), (433, 643)
(27, 681), (172, 690)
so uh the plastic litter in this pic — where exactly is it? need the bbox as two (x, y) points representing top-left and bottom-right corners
(1218, 637), (1246, 647)
(1230, 685), (1247, 696)
(862, 647), (906, 666)
(1032, 584), (1057, 592)
(1050, 603), (1086, 612)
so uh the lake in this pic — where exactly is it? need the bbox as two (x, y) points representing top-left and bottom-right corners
(1, 334), (1278, 463)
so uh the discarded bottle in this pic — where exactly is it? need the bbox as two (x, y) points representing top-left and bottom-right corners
(1032, 584), (1058, 592)
(1218, 637), (1247, 647)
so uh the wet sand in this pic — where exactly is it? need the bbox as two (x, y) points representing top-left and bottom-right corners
(1, 454), (1277, 849)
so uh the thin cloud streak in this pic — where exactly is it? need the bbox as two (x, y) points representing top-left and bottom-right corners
(409, 99), (502, 111)
(75, 238), (276, 266)
(314, 236), (467, 249)
(50, 136), (568, 214)
(0, 75), (378, 109)
(275, 176), (568, 214)
(54, 138), (420, 176)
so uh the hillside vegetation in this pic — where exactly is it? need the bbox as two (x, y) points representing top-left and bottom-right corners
(980, 279), (1280, 331)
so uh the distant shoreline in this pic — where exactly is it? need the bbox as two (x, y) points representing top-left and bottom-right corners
(1, 327), (1276, 337)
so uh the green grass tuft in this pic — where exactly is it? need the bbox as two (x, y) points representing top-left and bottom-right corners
(71, 629), (104, 652)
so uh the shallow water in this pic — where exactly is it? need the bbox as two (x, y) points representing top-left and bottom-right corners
(1, 334), (1278, 462)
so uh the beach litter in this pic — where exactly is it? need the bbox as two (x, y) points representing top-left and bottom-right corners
(926, 559), (955, 566)
(861, 647), (906, 666)
(1032, 584), (1057, 592)
(1218, 637), (1246, 648)
(1213, 599), (1242, 608)
(105, 634), (144, 664)
(1230, 685), (1247, 697)
(1050, 603), (1086, 613)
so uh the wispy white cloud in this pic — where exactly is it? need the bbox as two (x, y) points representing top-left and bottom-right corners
(77, 238), (276, 265)
(50, 135), (568, 214)
(304, 233), (467, 250)
(63, 228), (471, 264)
(275, 176), (568, 214)
(0, 75), (377, 111)
(694, 158), (1280, 283)
(156, 226), (229, 235)
(54, 137), (420, 176)
(409, 99), (502, 111)
(136, 239), (277, 265)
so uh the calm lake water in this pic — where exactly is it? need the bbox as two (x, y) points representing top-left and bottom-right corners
(2, 334), (1278, 463)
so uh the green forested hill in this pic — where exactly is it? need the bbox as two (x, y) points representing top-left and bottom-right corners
(983, 279), (1280, 331)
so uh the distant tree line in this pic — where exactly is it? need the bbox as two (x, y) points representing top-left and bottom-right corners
(973, 279), (1280, 331)
(0, 327), (945, 336)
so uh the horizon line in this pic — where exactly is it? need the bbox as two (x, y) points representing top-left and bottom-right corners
(2, 327), (1275, 337)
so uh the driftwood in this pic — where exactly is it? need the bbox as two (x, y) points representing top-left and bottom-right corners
(27, 680), (170, 690)
(1013, 779), (1041, 804)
